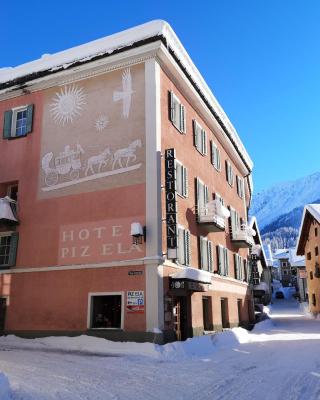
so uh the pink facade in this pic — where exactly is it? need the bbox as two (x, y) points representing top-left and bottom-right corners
(0, 21), (255, 342)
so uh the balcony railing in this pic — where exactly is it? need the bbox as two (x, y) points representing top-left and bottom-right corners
(231, 224), (255, 248)
(198, 200), (230, 232)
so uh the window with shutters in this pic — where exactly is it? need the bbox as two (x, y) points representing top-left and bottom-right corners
(177, 226), (191, 266)
(196, 178), (209, 218)
(225, 160), (234, 187)
(0, 232), (19, 268)
(175, 160), (188, 198)
(236, 176), (244, 199)
(169, 92), (186, 133)
(210, 141), (221, 171)
(214, 193), (225, 206)
(193, 120), (207, 155)
(199, 236), (213, 272)
(229, 207), (241, 235)
(217, 245), (229, 276)
(234, 254), (244, 280)
(3, 105), (34, 139)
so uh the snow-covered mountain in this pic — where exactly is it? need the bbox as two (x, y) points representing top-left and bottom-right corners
(251, 171), (320, 250)
(251, 171), (320, 229)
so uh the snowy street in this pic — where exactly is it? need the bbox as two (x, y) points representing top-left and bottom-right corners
(1, 298), (320, 400)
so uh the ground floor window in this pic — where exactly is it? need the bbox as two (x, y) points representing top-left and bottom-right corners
(237, 299), (242, 325)
(90, 294), (122, 329)
(220, 298), (229, 329)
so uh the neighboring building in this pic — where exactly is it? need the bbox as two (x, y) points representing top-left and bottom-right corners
(297, 204), (320, 314)
(0, 20), (255, 343)
(249, 217), (272, 305)
(273, 249), (296, 287)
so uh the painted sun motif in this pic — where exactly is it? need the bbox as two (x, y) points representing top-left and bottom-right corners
(95, 115), (109, 132)
(50, 84), (86, 126)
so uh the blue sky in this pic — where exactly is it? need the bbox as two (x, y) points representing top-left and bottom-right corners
(1, 1), (319, 193)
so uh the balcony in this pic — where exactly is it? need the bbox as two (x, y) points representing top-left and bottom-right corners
(198, 200), (230, 232)
(231, 224), (255, 248)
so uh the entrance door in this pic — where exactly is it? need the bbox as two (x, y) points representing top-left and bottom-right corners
(173, 297), (190, 341)
(221, 298), (229, 329)
(237, 299), (242, 326)
(0, 298), (7, 331)
(202, 296), (213, 331)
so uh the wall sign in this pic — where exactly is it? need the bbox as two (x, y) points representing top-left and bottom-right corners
(169, 278), (208, 292)
(128, 270), (143, 276)
(165, 148), (177, 258)
(127, 290), (144, 313)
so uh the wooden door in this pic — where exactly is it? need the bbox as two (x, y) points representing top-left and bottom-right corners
(0, 298), (7, 331)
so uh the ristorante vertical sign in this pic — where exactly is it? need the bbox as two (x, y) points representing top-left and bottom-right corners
(165, 148), (177, 258)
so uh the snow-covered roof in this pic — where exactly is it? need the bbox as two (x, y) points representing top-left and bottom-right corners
(263, 244), (274, 267)
(0, 20), (253, 173)
(296, 203), (320, 255)
(272, 248), (305, 267)
(170, 267), (212, 284)
(248, 216), (267, 268)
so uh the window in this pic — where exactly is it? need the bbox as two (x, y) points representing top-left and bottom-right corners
(234, 254), (244, 280)
(0, 232), (19, 267)
(169, 92), (186, 133)
(312, 293), (316, 307)
(199, 236), (213, 272)
(196, 177), (209, 217)
(229, 207), (241, 235)
(307, 252), (312, 260)
(315, 247), (319, 256)
(177, 226), (191, 266)
(236, 176), (244, 199)
(214, 193), (225, 206)
(6, 183), (18, 218)
(90, 294), (122, 329)
(225, 160), (234, 187)
(210, 140), (221, 171)
(193, 120), (207, 155)
(243, 259), (248, 282)
(3, 105), (34, 139)
(315, 228), (318, 237)
(310, 271), (314, 280)
(202, 296), (213, 331)
(281, 261), (288, 268)
(175, 160), (188, 198)
(217, 245), (229, 276)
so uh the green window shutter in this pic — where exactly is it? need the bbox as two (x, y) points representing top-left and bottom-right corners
(204, 185), (209, 206)
(230, 207), (236, 235)
(180, 105), (186, 133)
(183, 167), (188, 198)
(185, 230), (191, 265)
(3, 110), (13, 139)
(8, 232), (19, 267)
(169, 91), (175, 122)
(26, 104), (34, 134)
(217, 245), (224, 275)
(234, 254), (238, 279)
(208, 241), (213, 272)
(224, 249), (229, 276)
(193, 120), (198, 147)
(177, 227), (184, 265)
(202, 130), (207, 155)
(217, 148), (221, 170)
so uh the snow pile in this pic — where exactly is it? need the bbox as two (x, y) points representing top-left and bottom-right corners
(0, 373), (11, 400)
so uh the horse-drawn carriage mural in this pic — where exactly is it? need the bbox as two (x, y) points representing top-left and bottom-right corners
(41, 139), (142, 190)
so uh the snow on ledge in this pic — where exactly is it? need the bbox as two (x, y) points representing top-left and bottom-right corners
(170, 267), (212, 284)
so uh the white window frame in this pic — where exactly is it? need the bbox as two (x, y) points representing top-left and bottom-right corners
(170, 92), (186, 134)
(236, 176), (244, 199)
(175, 160), (188, 198)
(200, 236), (213, 272)
(210, 140), (221, 171)
(10, 105), (28, 138)
(217, 245), (229, 276)
(196, 177), (209, 217)
(0, 231), (18, 268)
(193, 120), (207, 156)
(226, 160), (234, 187)
(87, 291), (124, 330)
(177, 225), (191, 266)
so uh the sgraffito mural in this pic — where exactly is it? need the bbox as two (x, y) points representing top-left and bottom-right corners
(39, 64), (145, 198)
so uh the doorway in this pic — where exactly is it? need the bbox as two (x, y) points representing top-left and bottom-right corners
(237, 299), (242, 326)
(202, 296), (213, 331)
(173, 296), (190, 341)
(0, 298), (7, 331)
(220, 298), (229, 329)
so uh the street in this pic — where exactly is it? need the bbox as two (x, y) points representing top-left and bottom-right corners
(0, 298), (320, 400)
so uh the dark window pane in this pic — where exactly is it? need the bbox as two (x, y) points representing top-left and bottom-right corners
(91, 295), (122, 329)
